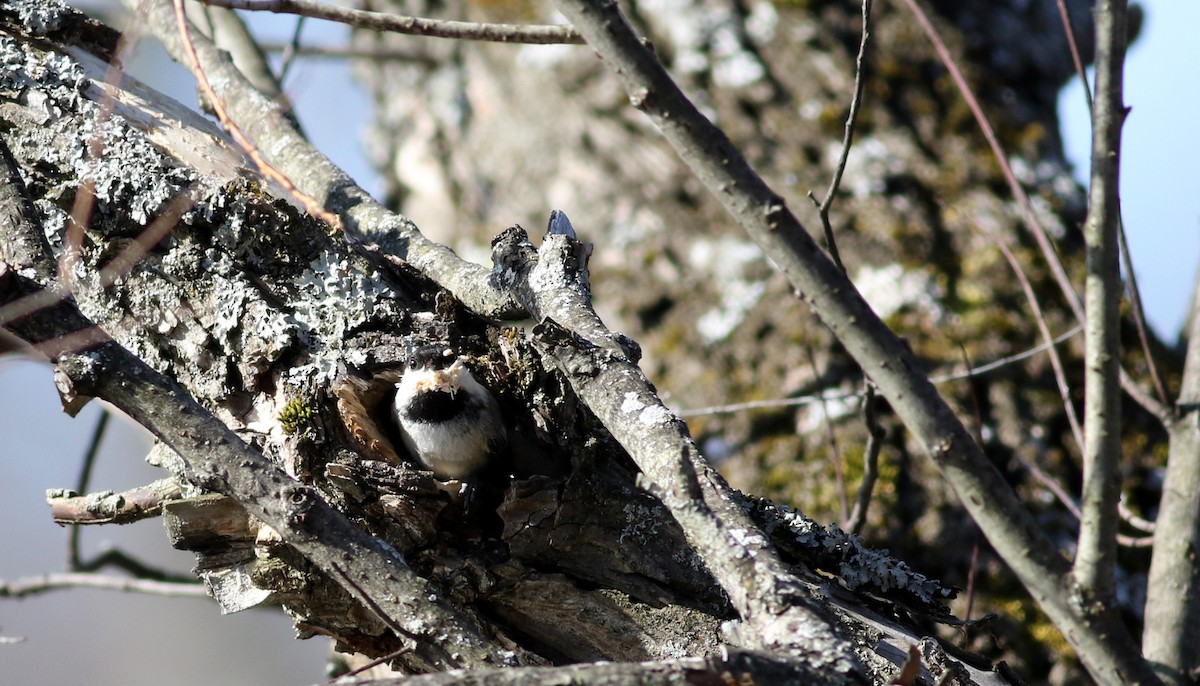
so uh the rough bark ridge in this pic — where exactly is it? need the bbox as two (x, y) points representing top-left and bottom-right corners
(0, 3), (1016, 685)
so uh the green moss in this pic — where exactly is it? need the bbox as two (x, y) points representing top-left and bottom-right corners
(278, 397), (315, 436)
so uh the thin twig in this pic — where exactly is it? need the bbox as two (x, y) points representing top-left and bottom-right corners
(898, 0), (1091, 456)
(962, 537), (980, 628)
(1055, 0), (1093, 110)
(198, 3), (304, 133)
(1118, 224), (1170, 406)
(1054, 0), (1170, 413)
(257, 43), (436, 62)
(329, 646), (411, 682)
(802, 0), (875, 529)
(1118, 497), (1154, 533)
(806, 344), (848, 522)
(172, 0), (344, 233)
(678, 325), (1083, 418)
(0, 572), (207, 599)
(898, 0), (1082, 321)
(68, 409), (110, 569)
(1015, 455), (1153, 548)
(278, 15), (305, 83)
(200, 0), (586, 45)
(994, 239), (1085, 454)
(70, 547), (197, 582)
(900, 0), (1170, 424)
(844, 385), (883, 534)
(808, 0), (873, 273)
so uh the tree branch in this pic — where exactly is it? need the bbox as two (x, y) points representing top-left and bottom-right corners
(809, 0), (872, 273)
(899, 0), (1169, 425)
(49, 478), (183, 525)
(200, 0), (585, 45)
(1144, 282), (1200, 683)
(0, 136), (511, 671)
(1073, 0), (1127, 604)
(546, 0), (1158, 682)
(333, 649), (830, 686)
(492, 217), (860, 676)
(131, 0), (522, 318)
(0, 572), (208, 599)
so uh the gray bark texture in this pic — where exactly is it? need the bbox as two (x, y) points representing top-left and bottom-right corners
(350, 0), (1167, 682)
(0, 0), (1175, 684)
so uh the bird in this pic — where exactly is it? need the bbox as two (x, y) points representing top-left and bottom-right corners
(390, 345), (506, 481)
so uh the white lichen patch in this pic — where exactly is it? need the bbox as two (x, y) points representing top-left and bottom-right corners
(619, 501), (665, 545)
(287, 249), (398, 382)
(764, 502), (953, 604)
(727, 527), (768, 557)
(7, 0), (70, 35)
(638, 403), (674, 427)
(621, 391), (645, 414)
(75, 114), (195, 226)
(0, 34), (85, 100)
(1, 34), (194, 235)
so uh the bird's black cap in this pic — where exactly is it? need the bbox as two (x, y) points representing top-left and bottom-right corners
(405, 344), (455, 370)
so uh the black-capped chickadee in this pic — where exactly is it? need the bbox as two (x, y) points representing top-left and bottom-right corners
(390, 346), (506, 481)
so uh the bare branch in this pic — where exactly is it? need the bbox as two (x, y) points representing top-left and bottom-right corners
(844, 386), (883, 535)
(67, 409), (109, 567)
(50, 478), (183, 526)
(809, 0), (872, 272)
(0, 572), (208, 599)
(1055, 0), (1092, 109)
(1144, 278), (1200, 683)
(492, 217), (859, 674)
(1056, 0), (1170, 413)
(199, 0), (585, 45)
(994, 235), (1085, 454)
(196, 3), (302, 131)
(256, 43), (435, 62)
(133, 0), (521, 318)
(172, 0), (342, 232)
(899, 0), (1169, 424)
(895, 0), (1088, 456)
(1073, 0), (1128, 603)
(679, 325), (1084, 418)
(806, 344), (848, 522)
(548, 0), (1157, 681)
(1118, 224), (1170, 406)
